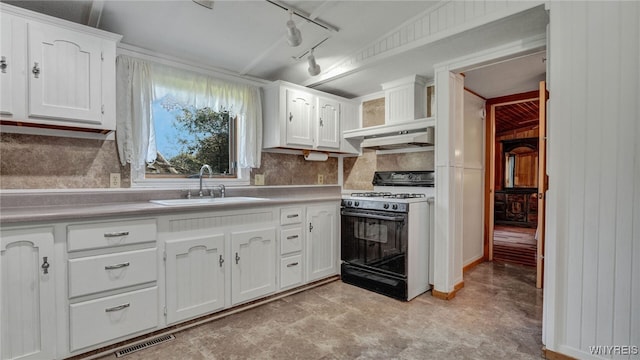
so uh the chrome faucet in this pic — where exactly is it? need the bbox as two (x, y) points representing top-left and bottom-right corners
(199, 164), (213, 197)
(218, 184), (225, 198)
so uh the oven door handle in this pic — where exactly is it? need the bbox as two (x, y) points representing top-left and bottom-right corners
(341, 211), (405, 222)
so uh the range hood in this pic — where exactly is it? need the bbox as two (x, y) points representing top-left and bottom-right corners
(343, 118), (435, 150)
(342, 75), (435, 150)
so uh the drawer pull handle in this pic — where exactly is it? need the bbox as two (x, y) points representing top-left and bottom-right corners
(219, 255), (224, 267)
(105, 262), (130, 270)
(105, 303), (130, 312)
(286, 235), (299, 240)
(235, 252), (240, 264)
(287, 262), (299, 267)
(32, 62), (40, 78)
(104, 231), (130, 238)
(1, 56), (7, 73)
(286, 214), (299, 218)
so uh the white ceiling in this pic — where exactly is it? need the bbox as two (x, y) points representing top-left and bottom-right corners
(2, 0), (548, 99)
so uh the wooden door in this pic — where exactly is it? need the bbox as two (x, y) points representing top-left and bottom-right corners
(165, 233), (225, 324)
(536, 81), (548, 289)
(231, 228), (276, 304)
(1, 228), (56, 360)
(285, 89), (315, 147)
(27, 21), (103, 124)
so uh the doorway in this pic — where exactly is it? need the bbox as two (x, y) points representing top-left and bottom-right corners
(461, 52), (547, 288)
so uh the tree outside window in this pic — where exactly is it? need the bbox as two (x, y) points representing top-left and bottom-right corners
(146, 95), (235, 178)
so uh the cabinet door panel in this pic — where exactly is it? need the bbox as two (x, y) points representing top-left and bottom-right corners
(231, 228), (276, 304)
(165, 233), (225, 324)
(0, 13), (26, 118)
(285, 89), (314, 147)
(27, 21), (102, 124)
(1, 228), (55, 360)
(316, 98), (340, 149)
(307, 204), (338, 281)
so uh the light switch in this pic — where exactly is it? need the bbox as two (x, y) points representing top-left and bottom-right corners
(254, 174), (265, 186)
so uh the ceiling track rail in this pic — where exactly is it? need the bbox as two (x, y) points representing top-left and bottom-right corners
(265, 0), (339, 33)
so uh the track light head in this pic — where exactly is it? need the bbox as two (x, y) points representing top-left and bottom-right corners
(307, 49), (321, 76)
(286, 10), (302, 47)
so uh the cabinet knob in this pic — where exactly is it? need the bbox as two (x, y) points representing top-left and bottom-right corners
(319, 117), (323, 127)
(235, 252), (240, 264)
(219, 254), (224, 267)
(0, 56), (7, 74)
(41, 256), (50, 274)
(289, 112), (293, 122)
(309, 223), (314, 232)
(32, 62), (40, 78)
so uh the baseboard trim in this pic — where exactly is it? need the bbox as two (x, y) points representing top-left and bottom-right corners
(463, 257), (486, 272)
(543, 347), (578, 360)
(432, 281), (465, 300)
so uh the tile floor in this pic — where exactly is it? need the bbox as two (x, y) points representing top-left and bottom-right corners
(97, 262), (543, 360)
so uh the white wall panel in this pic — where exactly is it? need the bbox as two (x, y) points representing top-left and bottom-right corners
(547, 1), (640, 358)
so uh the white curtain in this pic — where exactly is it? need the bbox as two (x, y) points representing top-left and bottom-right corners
(150, 63), (262, 169)
(115, 55), (156, 172)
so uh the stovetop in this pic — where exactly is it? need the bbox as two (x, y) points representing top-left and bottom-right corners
(349, 192), (427, 199)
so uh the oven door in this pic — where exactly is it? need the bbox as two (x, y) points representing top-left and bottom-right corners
(341, 208), (408, 277)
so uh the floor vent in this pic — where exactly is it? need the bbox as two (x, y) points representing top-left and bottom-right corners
(114, 334), (175, 358)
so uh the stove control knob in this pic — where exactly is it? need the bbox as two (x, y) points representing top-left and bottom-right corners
(354, 201), (360, 207)
(347, 201), (353, 206)
(392, 204), (398, 210)
(383, 203), (390, 209)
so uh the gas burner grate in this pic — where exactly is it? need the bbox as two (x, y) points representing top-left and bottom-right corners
(382, 193), (427, 199)
(350, 192), (393, 198)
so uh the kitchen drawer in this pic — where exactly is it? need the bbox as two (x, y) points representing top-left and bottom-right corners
(68, 218), (157, 252)
(68, 248), (157, 298)
(280, 227), (303, 255)
(280, 254), (303, 289)
(280, 207), (303, 225)
(69, 286), (158, 352)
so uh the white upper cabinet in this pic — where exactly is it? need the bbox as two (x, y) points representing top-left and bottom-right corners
(285, 89), (315, 147)
(316, 97), (341, 149)
(0, 3), (121, 134)
(263, 81), (357, 153)
(28, 22), (104, 125)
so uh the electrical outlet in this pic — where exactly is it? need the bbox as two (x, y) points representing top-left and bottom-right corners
(317, 174), (324, 184)
(254, 174), (265, 186)
(109, 173), (121, 188)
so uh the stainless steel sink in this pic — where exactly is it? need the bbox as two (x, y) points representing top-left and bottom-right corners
(150, 197), (268, 206)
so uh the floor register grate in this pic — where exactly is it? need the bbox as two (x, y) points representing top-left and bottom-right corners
(114, 334), (175, 357)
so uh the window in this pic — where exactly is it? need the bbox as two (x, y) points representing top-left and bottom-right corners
(147, 96), (236, 178)
(115, 54), (262, 188)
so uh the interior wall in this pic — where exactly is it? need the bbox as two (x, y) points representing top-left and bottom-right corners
(546, 1), (640, 357)
(462, 90), (485, 266)
(0, 133), (337, 189)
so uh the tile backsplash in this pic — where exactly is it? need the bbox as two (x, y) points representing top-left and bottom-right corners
(0, 133), (130, 189)
(250, 152), (338, 186)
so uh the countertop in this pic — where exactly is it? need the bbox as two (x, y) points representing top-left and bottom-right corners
(0, 186), (341, 225)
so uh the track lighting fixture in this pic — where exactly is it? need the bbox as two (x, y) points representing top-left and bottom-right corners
(286, 10), (302, 47)
(307, 49), (321, 76)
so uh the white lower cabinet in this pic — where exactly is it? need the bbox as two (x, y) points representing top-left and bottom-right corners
(164, 233), (225, 325)
(307, 204), (339, 282)
(280, 254), (303, 289)
(69, 286), (158, 352)
(231, 227), (276, 304)
(0, 227), (56, 360)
